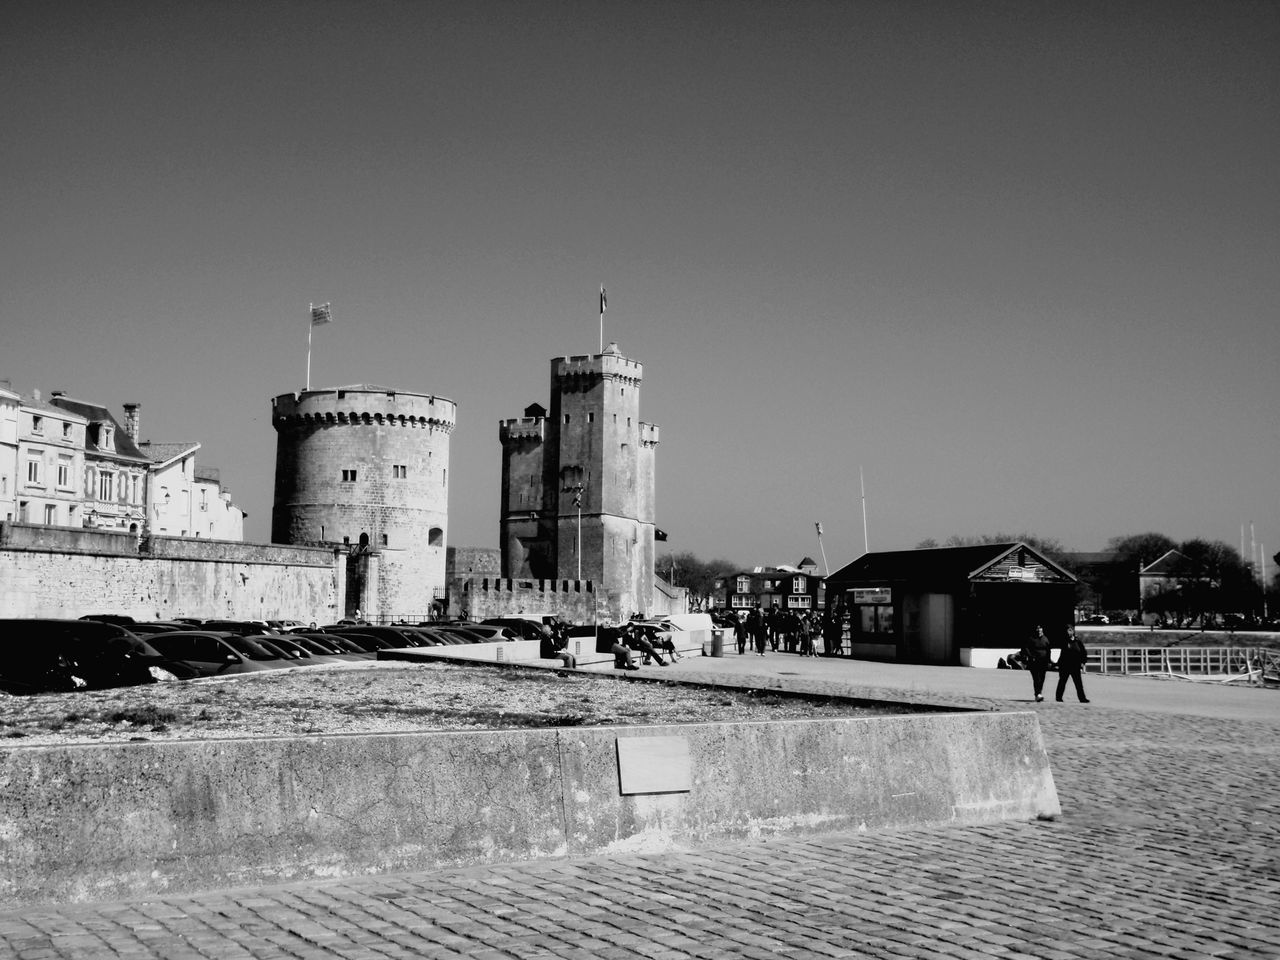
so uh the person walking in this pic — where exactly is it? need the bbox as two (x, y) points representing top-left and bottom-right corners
(1055, 625), (1090, 703)
(735, 613), (749, 655)
(1021, 624), (1053, 702)
(753, 609), (769, 656)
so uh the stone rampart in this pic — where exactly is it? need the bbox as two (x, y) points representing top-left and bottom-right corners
(0, 710), (1058, 905)
(0, 523), (340, 621)
(454, 575), (601, 622)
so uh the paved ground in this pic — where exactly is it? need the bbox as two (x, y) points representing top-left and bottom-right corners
(2, 655), (1277, 959)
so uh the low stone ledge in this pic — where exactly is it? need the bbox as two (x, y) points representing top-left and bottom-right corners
(0, 712), (1058, 906)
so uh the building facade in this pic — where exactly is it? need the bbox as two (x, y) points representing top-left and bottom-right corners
(498, 344), (659, 619)
(16, 393), (87, 528)
(48, 393), (150, 534)
(716, 559), (824, 612)
(0, 388), (18, 523)
(271, 384), (457, 621)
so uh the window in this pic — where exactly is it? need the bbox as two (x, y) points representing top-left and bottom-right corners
(381, 533), (388, 546)
(31, 416), (42, 434)
(102, 427), (111, 446)
(793, 576), (806, 593)
(788, 595), (813, 609)
(393, 464), (407, 479)
(587, 412), (595, 423)
(731, 594), (754, 608)
(57, 459), (70, 488)
(737, 576), (751, 593)
(342, 469), (357, 482)
(62, 422), (72, 439)
(44, 504), (56, 524)
(442, 468), (446, 486)
(859, 605), (895, 635)
(200, 489), (208, 511)
(26, 459), (40, 484)
(131, 475), (140, 503)
(99, 471), (113, 501)
(563, 414), (570, 424)
(429, 526), (443, 547)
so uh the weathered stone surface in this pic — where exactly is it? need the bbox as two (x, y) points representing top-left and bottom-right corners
(0, 711), (1055, 905)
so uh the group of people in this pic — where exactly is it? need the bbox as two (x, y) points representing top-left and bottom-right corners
(1017, 624), (1090, 703)
(607, 622), (681, 670)
(539, 620), (683, 671)
(732, 607), (847, 658)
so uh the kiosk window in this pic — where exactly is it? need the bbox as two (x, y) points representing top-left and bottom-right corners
(860, 605), (895, 635)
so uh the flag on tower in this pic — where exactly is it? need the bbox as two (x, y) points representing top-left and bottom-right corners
(599, 286), (607, 316)
(311, 303), (332, 326)
(816, 522), (823, 536)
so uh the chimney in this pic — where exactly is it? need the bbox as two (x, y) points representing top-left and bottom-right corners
(32, 388), (41, 402)
(50, 390), (65, 399)
(122, 402), (140, 440)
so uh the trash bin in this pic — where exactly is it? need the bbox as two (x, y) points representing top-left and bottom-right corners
(710, 628), (725, 657)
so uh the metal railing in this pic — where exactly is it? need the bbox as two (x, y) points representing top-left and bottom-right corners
(1087, 646), (1270, 683)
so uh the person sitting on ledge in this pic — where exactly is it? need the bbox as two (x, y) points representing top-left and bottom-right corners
(622, 623), (668, 666)
(539, 624), (576, 669)
(608, 627), (640, 670)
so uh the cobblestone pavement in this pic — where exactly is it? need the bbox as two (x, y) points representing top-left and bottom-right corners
(2, 661), (1277, 960)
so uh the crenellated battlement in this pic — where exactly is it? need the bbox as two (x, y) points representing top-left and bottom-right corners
(553, 351), (643, 388)
(499, 417), (545, 443)
(272, 386), (456, 434)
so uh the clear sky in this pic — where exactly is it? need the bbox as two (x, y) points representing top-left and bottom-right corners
(3, 0), (1277, 572)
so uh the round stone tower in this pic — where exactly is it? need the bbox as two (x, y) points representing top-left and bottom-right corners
(271, 384), (457, 620)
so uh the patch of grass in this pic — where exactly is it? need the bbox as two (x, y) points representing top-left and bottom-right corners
(106, 706), (178, 730)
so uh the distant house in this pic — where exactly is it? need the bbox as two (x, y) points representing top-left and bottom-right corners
(715, 558), (824, 612)
(48, 393), (150, 534)
(139, 440), (244, 540)
(1138, 549), (1190, 616)
(824, 542), (1077, 665)
(15, 392), (87, 528)
(0, 387), (18, 522)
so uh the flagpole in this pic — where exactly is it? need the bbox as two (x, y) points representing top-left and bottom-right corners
(306, 303), (313, 392)
(859, 467), (869, 555)
(599, 285), (606, 354)
(816, 522), (829, 576)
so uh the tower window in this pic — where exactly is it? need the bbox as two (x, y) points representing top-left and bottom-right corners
(563, 414), (570, 424)
(342, 469), (357, 482)
(393, 464), (407, 479)
(587, 412), (595, 423)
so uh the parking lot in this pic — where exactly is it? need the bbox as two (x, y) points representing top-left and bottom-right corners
(1, 655), (1277, 959)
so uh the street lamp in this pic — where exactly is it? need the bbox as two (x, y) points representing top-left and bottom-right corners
(564, 482), (584, 581)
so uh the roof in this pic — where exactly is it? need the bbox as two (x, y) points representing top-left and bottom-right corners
(826, 542), (1078, 587)
(1139, 549), (1188, 577)
(46, 396), (148, 461)
(138, 441), (201, 467)
(19, 393), (88, 420)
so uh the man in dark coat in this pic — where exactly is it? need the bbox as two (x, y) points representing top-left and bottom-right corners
(1054, 625), (1090, 702)
(1021, 624), (1054, 702)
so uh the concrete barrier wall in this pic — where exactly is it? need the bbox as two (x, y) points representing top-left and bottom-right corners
(0, 522), (341, 621)
(0, 712), (1058, 906)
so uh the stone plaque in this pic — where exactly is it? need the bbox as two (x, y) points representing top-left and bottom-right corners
(616, 736), (692, 795)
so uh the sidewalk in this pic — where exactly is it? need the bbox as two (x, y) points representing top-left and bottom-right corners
(2, 655), (1277, 959)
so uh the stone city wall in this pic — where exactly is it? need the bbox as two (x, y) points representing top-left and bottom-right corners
(0, 710), (1059, 905)
(453, 576), (601, 623)
(0, 523), (341, 622)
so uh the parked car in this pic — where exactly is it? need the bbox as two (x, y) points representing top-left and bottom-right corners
(0, 619), (185, 693)
(145, 631), (284, 678)
(481, 618), (545, 642)
(320, 626), (409, 650)
(126, 621), (190, 635)
(200, 620), (280, 636)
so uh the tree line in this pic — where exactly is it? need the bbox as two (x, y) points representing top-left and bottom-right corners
(658, 530), (1278, 623)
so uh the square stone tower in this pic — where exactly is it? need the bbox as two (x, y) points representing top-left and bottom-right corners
(499, 343), (659, 618)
